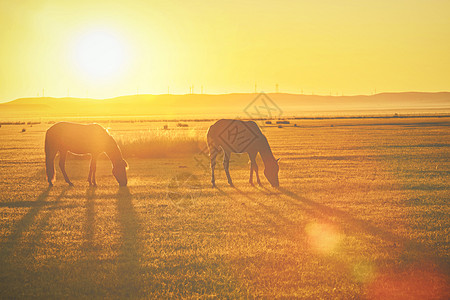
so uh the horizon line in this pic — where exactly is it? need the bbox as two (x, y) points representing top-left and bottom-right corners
(2, 90), (450, 104)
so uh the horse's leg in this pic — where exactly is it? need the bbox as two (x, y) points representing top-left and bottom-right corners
(59, 151), (73, 186)
(88, 155), (93, 185)
(88, 155), (98, 186)
(223, 151), (233, 187)
(209, 147), (219, 188)
(91, 155), (97, 186)
(254, 159), (262, 186)
(248, 152), (257, 185)
(45, 148), (57, 187)
(250, 153), (261, 186)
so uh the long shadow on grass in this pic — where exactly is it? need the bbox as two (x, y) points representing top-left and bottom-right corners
(226, 185), (423, 249)
(25, 187), (70, 254)
(115, 186), (143, 296)
(0, 187), (70, 260)
(216, 186), (302, 242)
(0, 187), (51, 261)
(233, 187), (293, 226)
(82, 187), (96, 253)
(277, 187), (449, 271)
(222, 185), (449, 266)
(217, 187), (277, 229)
(278, 187), (406, 242)
(0, 186), (70, 297)
(221, 185), (449, 294)
(216, 186), (356, 297)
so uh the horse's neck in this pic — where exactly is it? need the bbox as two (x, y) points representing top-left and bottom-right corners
(258, 137), (276, 165)
(105, 140), (122, 165)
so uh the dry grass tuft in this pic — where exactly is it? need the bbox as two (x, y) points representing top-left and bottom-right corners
(115, 128), (206, 158)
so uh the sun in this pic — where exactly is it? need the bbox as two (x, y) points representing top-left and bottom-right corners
(73, 29), (128, 81)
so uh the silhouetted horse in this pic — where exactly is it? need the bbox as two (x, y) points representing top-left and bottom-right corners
(45, 122), (128, 187)
(207, 119), (280, 187)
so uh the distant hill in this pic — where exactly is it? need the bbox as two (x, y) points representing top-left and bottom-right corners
(1, 92), (449, 119)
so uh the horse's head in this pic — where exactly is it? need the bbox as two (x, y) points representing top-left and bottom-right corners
(112, 159), (128, 186)
(264, 158), (280, 187)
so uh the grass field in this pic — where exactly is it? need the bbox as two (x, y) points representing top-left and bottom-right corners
(0, 117), (449, 298)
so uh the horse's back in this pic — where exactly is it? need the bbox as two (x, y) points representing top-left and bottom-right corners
(208, 119), (258, 136)
(46, 122), (110, 154)
(207, 119), (263, 153)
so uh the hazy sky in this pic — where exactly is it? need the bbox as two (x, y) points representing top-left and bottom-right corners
(1, 0), (449, 101)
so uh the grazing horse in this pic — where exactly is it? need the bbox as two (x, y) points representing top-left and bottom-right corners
(207, 119), (280, 187)
(45, 122), (128, 187)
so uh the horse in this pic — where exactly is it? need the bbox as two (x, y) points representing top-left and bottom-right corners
(45, 122), (128, 187)
(207, 119), (280, 187)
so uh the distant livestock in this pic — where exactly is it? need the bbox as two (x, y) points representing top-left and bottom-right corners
(45, 122), (128, 187)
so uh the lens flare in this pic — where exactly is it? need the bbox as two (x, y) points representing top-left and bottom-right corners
(305, 222), (341, 254)
(366, 265), (448, 300)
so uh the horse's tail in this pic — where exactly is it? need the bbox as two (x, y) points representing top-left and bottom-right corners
(206, 126), (220, 157)
(45, 131), (56, 185)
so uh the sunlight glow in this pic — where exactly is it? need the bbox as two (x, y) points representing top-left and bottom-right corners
(1, 1), (450, 99)
(73, 29), (127, 81)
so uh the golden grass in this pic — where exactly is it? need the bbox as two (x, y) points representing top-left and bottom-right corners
(115, 127), (205, 158)
(0, 118), (448, 298)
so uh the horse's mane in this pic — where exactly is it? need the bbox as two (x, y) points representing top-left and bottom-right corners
(246, 121), (276, 161)
(98, 126), (124, 163)
(100, 126), (117, 146)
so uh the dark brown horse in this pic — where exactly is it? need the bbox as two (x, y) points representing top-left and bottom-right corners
(207, 119), (280, 187)
(45, 122), (128, 187)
